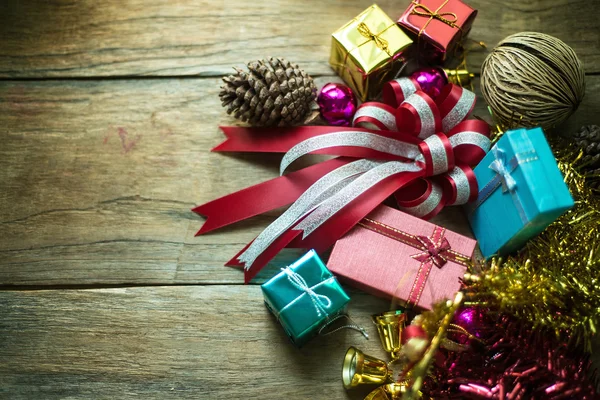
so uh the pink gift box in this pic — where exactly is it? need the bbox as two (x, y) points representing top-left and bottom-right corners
(327, 205), (476, 310)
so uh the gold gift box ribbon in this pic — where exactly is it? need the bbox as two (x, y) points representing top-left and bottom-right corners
(411, 0), (460, 35)
(407, 0), (465, 61)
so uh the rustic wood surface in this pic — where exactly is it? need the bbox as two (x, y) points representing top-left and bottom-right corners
(0, 287), (391, 400)
(0, 0), (599, 77)
(0, 0), (599, 398)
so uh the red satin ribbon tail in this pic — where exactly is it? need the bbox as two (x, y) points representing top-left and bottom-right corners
(213, 126), (404, 153)
(213, 126), (289, 152)
(225, 242), (252, 267)
(242, 230), (303, 284)
(294, 171), (424, 253)
(192, 158), (352, 235)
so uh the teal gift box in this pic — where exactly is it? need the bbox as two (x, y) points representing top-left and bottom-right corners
(261, 250), (350, 346)
(465, 127), (574, 258)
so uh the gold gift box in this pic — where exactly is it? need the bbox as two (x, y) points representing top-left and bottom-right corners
(330, 4), (413, 102)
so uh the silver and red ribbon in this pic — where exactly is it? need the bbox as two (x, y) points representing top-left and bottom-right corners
(358, 218), (471, 308)
(193, 81), (490, 282)
(352, 80), (483, 219)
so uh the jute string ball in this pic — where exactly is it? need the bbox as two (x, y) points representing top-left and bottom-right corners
(480, 32), (585, 131)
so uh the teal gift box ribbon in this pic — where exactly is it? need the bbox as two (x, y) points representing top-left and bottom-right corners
(262, 250), (350, 346)
(466, 127), (574, 258)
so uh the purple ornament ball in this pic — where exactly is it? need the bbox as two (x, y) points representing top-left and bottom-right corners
(317, 83), (357, 126)
(450, 306), (490, 345)
(410, 67), (448, 99)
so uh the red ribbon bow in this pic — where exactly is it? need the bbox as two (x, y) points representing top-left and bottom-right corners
(412, 234), (451, 268)
(408, 227), (452, 306)
(193, 82), (490, 283)
(352, 81), (489, 219)
(408, 228), (451, 307)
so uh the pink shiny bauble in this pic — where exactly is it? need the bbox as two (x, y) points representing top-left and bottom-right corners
(317, 83), (357, 126)
(450, 307), (490, 345)
(410, 67), (448, 99)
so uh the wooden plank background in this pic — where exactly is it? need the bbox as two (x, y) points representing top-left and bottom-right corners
(0, 0), (598, 398)
(0, 0), (599, 77)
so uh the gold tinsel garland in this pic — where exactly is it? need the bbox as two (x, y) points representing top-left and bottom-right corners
(463, 139), (600, 352)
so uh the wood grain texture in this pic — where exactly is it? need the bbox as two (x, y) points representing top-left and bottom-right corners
(1, 1), (599, 399)
(1, 76), (599, 286)
(0, 286), (392, 400)
(0, 0), (598, 78)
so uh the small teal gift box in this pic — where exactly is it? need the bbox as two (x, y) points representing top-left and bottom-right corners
(261, 250), (350, 346)
(466, 127), (574, 258)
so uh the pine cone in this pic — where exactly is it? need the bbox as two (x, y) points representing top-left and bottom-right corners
(219, 57), (317, 127)
(586, 167), (600, 192)
(573, 125), (600, 168)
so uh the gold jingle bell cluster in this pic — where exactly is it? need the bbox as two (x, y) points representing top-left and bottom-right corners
(343, 310), (415, 399)
(443, 55), (475, 91)
(342, 293), (464, 400)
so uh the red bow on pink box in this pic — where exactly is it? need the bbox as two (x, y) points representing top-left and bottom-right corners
(193, 81), (490, 282)
(412, 233), (451, 268)
(409, 228), (451, 307)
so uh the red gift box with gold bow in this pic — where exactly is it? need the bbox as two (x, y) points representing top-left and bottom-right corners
(398, 0), (478, 62)
(327, 205), (476, 310)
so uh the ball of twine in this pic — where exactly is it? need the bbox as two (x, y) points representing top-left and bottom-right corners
(481, 32), (585, 131)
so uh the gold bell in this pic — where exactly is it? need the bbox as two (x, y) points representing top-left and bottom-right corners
(372, 310), (407, 360)
(342, 347), (393, 389)
(443, 67), (475, 89)
(364, 382), (412, 400)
